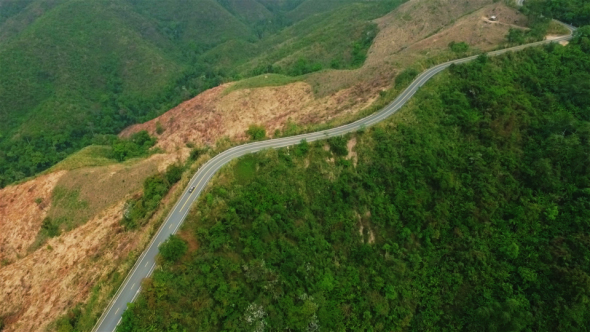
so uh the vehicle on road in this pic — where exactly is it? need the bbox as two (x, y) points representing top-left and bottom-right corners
(189, 186), (195, 193)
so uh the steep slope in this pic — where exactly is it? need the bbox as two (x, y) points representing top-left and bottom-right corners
(0, 0), (530, 330)
(120, 34), (590, 332)
(126, 0), (254, 46)
(525, 0), (590, 26)
(0, 0), (405, 188)
(0, 0), (186, 187)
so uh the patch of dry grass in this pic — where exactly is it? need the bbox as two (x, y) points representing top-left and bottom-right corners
(46, 145), (117, 173)
(46, 156), (163, 233)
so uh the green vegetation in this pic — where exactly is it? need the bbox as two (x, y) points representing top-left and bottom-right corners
(122, 163), (185, 230)
(294, 139), (310, 157)
(573, 26), (590, 51)
(55, 305), (83, 332)
(0, 0), (406, 188)
(244, 2), (398, 77)
(40, 217), (60, 238)
(449, 41), (470, 53)
(190, 147), (208, 162)
(234, 156), (257, 184)
(223, 74), (300, 95)
(49, 187), (88, 228)
(47, 145), (117, 172)
(525, 0), (590, 26)
(394, 68), (419, 88)
(504, 13), (554, 46)
(109, 131), (157, 162)
(29, 185), (92, 251)
(118, 41), (590, 331)
(246, 125), (267, 141)
(159, 235), (188, 263)
(327, 135), (350, 156)
(155, 122), (165, 135)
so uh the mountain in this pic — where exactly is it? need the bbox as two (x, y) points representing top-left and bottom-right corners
(0, 0), (405, 187)
(1, 0), (536, 330)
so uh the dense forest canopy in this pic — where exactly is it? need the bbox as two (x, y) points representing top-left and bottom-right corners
(525, 0), (590, 26)
(0, 0), (405, 188)
(107, 39), (590, 332)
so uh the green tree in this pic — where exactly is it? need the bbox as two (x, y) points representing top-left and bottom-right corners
(246, 125), (266, 141)
(295, 139), (310, 157)
(572, 25), (590, 52)
(165, 164), (184, 185)
(449, 41), (469, 53)
(507, 28), (526, 44)
(159, 235), (188, 262)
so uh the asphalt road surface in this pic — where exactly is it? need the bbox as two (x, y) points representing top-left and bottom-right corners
(92, 19), (576, 332)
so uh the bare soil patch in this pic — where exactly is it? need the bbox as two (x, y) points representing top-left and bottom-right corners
(347, 137), (358, 166)
(0, 202), (128, 332)
(405, 3), (527, 54)
(0, 171), (67, 263)
(122, 82), (377, 152)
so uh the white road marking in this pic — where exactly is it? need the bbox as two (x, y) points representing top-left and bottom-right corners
(131, 287), (141, 303)
(115, 307), (120, 315)
(131, 283), (135, 289)
(145, 261), (149, 267)
(116, 317), (122, 326)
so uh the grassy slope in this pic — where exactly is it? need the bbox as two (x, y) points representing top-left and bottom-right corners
(119, 43), (590, 331)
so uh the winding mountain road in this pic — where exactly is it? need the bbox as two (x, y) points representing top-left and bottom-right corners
(92, 15), (576, 332)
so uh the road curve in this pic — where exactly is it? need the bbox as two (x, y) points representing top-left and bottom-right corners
(92, 19), (576, 332)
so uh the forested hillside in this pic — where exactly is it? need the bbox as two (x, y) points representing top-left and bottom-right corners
(525, 0), (590, 26)
(116, 40), (590, 331)
(0, 0), (405, 188)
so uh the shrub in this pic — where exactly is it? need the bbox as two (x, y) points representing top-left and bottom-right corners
(165, 164), (184, 185)
(295, 139), (310, 157)
(41, 217), (60, 238)
(328, 136), (349, 156)
(190, 147), (206, 161)
(110, 130), (157, 162)
(395, 68), (419, 88)
(155, 121), (165, 135)
(160, 235), (188, 262)
(507, 28), (526, 44)
(246, 125), (266, 141)
(449, 41), (469, 53)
